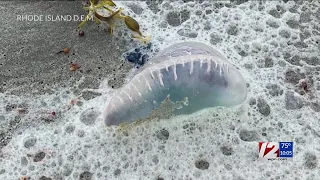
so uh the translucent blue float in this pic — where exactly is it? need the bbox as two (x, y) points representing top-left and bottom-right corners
(104, 42), (247, 126)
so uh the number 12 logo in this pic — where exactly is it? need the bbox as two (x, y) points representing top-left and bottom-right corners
(259, 142), (279, 158)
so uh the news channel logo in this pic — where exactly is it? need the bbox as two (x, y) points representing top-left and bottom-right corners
(259, 142), (293, 161)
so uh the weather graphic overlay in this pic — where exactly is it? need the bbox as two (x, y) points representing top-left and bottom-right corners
(259, 142), (293, 160)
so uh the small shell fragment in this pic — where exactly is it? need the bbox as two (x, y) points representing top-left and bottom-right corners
(70, 63), (81, 71)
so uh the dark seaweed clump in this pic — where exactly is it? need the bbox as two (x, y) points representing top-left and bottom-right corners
(123, 43), (152, 67)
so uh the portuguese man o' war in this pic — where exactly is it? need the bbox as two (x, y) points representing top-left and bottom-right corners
(104, 42), (247, 126)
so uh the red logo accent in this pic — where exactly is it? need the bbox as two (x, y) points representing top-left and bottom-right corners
(259, 142), (279, 158)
